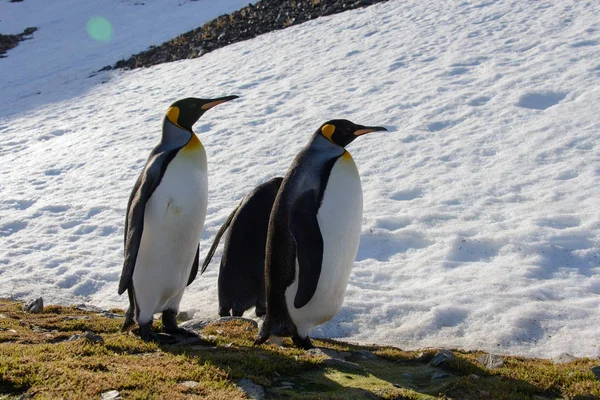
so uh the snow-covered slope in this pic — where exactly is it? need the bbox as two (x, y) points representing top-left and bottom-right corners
(1, 0), (599, 358)
(0, 0), (250, 116)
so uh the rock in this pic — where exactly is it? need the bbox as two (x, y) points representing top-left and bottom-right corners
(75, 304), (103, 313)
(0, 26), (37, 58)
(306, 347), (352, 359)
(429, 349), (455, 367)
(269, 336), (283, 346)
(280, 381), (293, 386)
(257, 354), (269, 361)
(97, 312), (124, 319)
(431, 372), (451, 380)
(180, 381), (199, 388)
(110, 0), (390, 71)
(354, 349), (378, 360)
(178, 318), (213, 331)
(553, 353), (577, 364)
(218, 316), (259, 329)
(591, 366), (600, 380)
(236, 378), (265, 400)
(477, 353), (504, 369)
(306, 348), (330, 358)
(68, 331), (104, 344)
(177, 311), (192, 322)
(63, 316), (90, 321)
(322, 358), (365, 371)
(100, 390), (121, 400)
(23, 297), (43, 313)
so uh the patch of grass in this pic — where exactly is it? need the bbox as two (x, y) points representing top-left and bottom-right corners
(1, 299), (599, 399)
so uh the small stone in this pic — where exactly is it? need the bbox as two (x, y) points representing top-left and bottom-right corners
(269, 336), (283, 346)
(100, 390), (122, 400)
(306, 348), (329, 358)
(257, 354), (269, 361)
(179, 318), (213, 331)
(75, 304), (102, 313)
(97, 312), (124, 319)
(591, 366), (600, 380)
(431, 372), (451, 380)
(322, 358), (364, 371)
(176, 311), (191, 322)
(476, 353), (504, 369)
(63, 316), (90, 321)
(354, 349), (377, 360)
(280, 381), (293, 386)
(553, 353), (577, 364)
(237, 378), (265, 400)
(429, 349), (455, 367)
(23, 297), (43, 313)
(180, 381), (199, 388)
(0, 314), (6, 318)
(68, 331), (104, 344)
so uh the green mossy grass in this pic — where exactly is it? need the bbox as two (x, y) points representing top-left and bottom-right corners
(1, 299), (598, 399)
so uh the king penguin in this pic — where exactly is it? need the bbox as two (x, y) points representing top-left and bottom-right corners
(255, 119), (387, 349)
(201, 176), (283, 318)
(118, 95), (238, 341)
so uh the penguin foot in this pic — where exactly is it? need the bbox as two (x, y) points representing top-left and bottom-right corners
(219, 305), (231, 317)
(231, 309), (244, 317)
(138, 321), (153, 342)
(161, 309), (187, 334)
(292, 335), (314, 350)
(253, 334), (269, 346)
(255, 304), (266, 318)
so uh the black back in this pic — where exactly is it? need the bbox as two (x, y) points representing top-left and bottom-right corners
(217, 177), (283, 316)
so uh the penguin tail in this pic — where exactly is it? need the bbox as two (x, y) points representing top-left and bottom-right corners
(200, 201), (241, 274)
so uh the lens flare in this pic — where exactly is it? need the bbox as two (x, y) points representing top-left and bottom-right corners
(86, 16), (113, 43)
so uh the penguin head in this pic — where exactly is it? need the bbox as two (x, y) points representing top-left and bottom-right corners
(318, 119), (387, 147)
(166, 95), (239, 130)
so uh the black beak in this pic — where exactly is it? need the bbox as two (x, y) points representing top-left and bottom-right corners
(201, 95), (240, 110)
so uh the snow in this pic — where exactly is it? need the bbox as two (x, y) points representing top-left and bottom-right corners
(1, 0), (599, 359)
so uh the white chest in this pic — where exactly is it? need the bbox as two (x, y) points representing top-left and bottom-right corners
(133, 146), (208, 313)
(286, 153), (363, 336)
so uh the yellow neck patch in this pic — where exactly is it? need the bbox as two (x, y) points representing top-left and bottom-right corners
(183, 133), (203, 152)
(342, 150), (353, 160)
(321, 124), (336, 142)
(166, 106), (182, 128)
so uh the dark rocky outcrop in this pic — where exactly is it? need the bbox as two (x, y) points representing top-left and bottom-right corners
(0, 27), (37, 58)
(110, 0), (389, 70)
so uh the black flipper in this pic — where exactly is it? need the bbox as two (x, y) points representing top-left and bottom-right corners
(290, 190), (324, 309)
(118, 149), (180, 296)
(187, 245), (199, 286)
(200, 202), (241, 274)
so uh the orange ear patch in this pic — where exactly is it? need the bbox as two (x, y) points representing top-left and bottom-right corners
(321, 124), (336, 141)
(166, 106), (181, 127)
